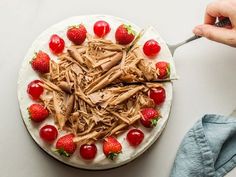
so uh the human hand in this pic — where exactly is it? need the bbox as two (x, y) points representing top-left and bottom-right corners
(193, 0), (236, 47)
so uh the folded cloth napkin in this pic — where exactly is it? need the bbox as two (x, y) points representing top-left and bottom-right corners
(170, 114), (236, 177)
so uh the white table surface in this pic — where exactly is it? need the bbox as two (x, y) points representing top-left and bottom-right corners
(1, 0), (236, 176)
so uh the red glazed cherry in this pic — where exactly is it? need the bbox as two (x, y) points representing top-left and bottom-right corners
(27, 80), (44, 100)
(93, 20), (111, 37)
(127, 129), (144, 146)
(40, 125), (58, 142)
(143, 39), (161, 57)
(80, 144), (97, 160)
(49, 34), (65, 54)
(149, 87), (166, 105)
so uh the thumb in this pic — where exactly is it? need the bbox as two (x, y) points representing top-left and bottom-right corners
(193, 24), (236, 47)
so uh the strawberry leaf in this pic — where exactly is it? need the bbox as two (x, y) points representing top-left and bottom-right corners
(166, 64), (171, 78)
(151, 118), (158, 127)
(29, 52), (37, 64)
(68, 24), (83, 29)
(126, 30), (144, 52)
(107, 153), (118, 160)
(123, 24), (136, 36)
(27, 108), (32, 119)
(53, 148), (70, 157)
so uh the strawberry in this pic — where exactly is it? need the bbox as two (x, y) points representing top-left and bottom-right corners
(155, 61), (170, 79)
(103, 136), (122, 160)
(55, 134), (77, 157)
(67, 24), (87, 45)
(140, 108), (160, 128)
(28, 103), (49, 122)
(115, 24), (136, 45)
(31, 51), (50, 74)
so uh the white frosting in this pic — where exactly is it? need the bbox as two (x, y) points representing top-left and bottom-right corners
(17, 15), (175, 170)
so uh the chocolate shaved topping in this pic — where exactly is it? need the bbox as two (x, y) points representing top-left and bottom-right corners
(109, 85), (144, 105)
(39, 33), (166, 143)
(58, 81), (73, 93)
(65, 95), (75, 117)
(68, 47), (84, 65)
(100, 52), (123, 71)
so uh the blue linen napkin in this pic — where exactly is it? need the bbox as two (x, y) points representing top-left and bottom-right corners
(170, 114), (236, 177)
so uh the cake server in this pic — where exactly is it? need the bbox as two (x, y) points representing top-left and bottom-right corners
(167, 18), (231, 55)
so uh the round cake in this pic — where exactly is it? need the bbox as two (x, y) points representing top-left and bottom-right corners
(17, 15), (176, 170)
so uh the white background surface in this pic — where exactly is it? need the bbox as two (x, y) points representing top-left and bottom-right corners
(0, 0), (236, 177)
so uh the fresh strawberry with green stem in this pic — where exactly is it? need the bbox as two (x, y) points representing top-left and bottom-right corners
(115, 24), (136, 45)
(103, 136), (122, 160)
(55, 134), (77, 157)
(67, 24), (87, 45)
(28, 103), (49, 122)
(140, 108), (160, 128)
(155, 61), (170, 79)
(31, 51), (50, 74)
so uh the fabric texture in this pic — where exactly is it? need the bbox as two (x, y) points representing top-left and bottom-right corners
(170, 114), (236, 177)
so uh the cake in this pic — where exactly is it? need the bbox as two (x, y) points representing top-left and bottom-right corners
(17, 15), (176, 169)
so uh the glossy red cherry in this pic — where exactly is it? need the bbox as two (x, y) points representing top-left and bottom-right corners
(49, 34), (65, 54)
(27, 80), (44, 100)
(149, 87), (166, 105)
(39, 125), (58, 142)
(127, 129), (144, 147)
(143, 39), (161, 57)
(80, 144), (97, 160)
(93, 20), (111, 37)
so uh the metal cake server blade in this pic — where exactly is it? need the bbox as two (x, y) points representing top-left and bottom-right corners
(167, 18), (231, 56)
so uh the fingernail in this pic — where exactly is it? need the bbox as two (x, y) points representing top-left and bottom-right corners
(193, 27), (203, 36)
